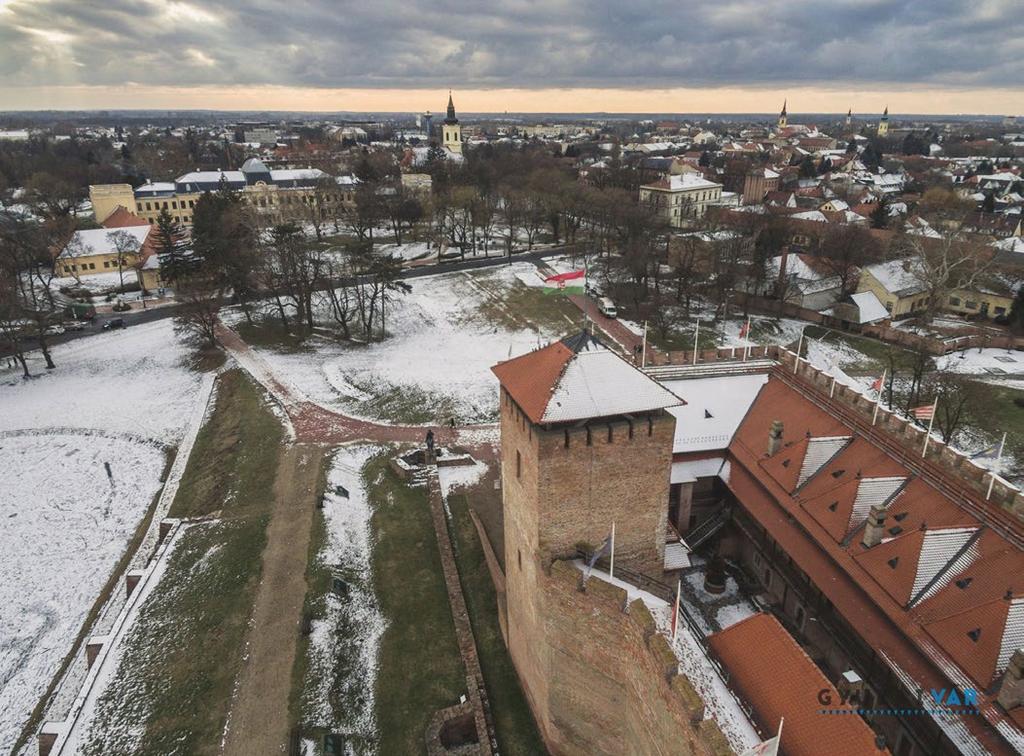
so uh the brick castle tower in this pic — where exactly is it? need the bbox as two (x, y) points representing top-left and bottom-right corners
(491, 332), (682, 741)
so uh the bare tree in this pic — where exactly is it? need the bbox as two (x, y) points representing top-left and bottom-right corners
(174, 278), (224, 348)
(106, 229), (142, 292)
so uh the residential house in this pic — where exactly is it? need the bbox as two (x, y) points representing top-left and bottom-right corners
(639, 173), (724, 226)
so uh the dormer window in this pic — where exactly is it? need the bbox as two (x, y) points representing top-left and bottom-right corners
(828, 501), (838, 512)
(887, 557), (899, 569)
(781, 459), (790, 468)
(888, 526), (903, 536)
(893, 512), (908, 522)
(967, 628), (981, 642)
(831, 469), (846, 478)
(956, 577), (973, 590)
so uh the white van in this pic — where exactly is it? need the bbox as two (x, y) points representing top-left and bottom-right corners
(597, 297), (617, 319)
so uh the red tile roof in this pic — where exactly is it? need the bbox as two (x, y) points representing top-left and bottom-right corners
(100, 205), (148, 228)
(708, 612), (885, 756)
(491, 339), (575, 423)
(726, 374), (1024, 752)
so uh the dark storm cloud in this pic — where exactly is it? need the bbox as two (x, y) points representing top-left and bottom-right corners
(1, 0), (1021, 90)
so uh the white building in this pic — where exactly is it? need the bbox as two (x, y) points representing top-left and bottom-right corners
(639, 173), (724, 226)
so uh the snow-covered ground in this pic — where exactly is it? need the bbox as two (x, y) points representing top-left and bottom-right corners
(935, 348), (1024, 377)
(0, 319), (204, 750)
(0, 320), (203, 444)
(302, 446), (386, 746)
(236, 263), (573, 423)
(0, 433), (167, 753)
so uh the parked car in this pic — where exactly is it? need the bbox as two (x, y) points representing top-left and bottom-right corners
(597, 297), (618, 319)
(102, 318), (125, 331)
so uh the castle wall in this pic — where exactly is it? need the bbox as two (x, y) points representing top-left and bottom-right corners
(535, 561), (731, 756)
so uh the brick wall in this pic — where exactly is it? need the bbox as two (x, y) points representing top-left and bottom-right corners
(499, 384), (721, 754)
(535, 561), (731, 756)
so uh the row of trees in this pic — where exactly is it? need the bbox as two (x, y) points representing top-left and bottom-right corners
(163, 184), (411, 349)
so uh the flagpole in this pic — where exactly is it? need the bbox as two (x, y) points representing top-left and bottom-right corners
(872, 368), (887, 425)
(609, 522), (616, 579)
(671, 578), (681, 641)
(921, 397), (938, 458)
(641, 320), (648, 368)
(986, 432), (1008, 501)
(793, 326), (804, 373)
(692, 320), (699, 365)
(743, 316), (751, 362)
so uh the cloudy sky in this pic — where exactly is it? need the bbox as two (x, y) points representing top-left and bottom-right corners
(1, 0), (1022, 113)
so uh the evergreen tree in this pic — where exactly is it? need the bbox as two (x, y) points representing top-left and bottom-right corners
(1009, 288), (1024, 333)
(870, 198), (889, 229)
(153, 206), (193, 284)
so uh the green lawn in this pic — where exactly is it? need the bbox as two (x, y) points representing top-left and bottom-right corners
(959, 381), (1024, 471)
(446, 484), (547, 755)
(367, 457), (466, 755)
(80, 369), (284, 755)
(472, 276), (582, 335)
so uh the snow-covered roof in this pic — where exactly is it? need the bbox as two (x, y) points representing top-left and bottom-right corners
(849, 291), (889, 323)
(862, 258), (927, 297)
(176, 170), (245, 184)
(663, 373), (768, 453)
(796, 436), (852, 487)
(644, 173), (721, 192)
(542, 338), (683, 423)
(59, 226), (150, 259)
(492, 332), (683, 425)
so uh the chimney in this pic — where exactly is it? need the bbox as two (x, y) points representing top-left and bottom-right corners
(862, 502), (889, 548)
(768, 420), (784, 456)
(777, 250), (790, 291)
(998, 648), (1024, 710)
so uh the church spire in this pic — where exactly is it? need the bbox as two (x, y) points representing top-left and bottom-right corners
(445, 90), (458, 123)
(777, 99), (788, 129)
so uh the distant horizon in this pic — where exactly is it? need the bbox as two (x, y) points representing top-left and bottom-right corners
(1, 86), (1022, 119)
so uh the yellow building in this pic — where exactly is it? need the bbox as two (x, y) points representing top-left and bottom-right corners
(856, 258), (929, 317)
(639, 173), (724, 227)
(857, 257), (1014, 320)
(89, 184), (136, 224)
(56, 225), (150, 281)
(946, 286), (1014, 319)
(878, 106), (890, 137)
(442, 92), (462, 155)
(90, 158), (358, 227)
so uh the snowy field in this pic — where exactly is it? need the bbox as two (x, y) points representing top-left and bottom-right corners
(0, 319), (204, 750)
(0, 320), (204, 443)
(302, 446), (386, 748)
(237, 263), (576, 423)
(0, 433), (167, 753)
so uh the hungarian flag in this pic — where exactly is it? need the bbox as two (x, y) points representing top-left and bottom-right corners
(543, 270), (585, 295)
(871, 375), (884, 391)
(912, 404), (935, 421)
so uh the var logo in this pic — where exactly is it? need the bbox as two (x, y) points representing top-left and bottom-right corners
(929, 688), (978, 707)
